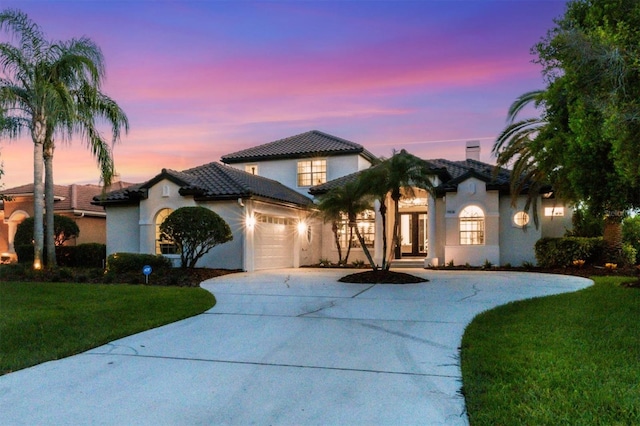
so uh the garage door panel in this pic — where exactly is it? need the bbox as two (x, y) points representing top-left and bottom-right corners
(255, 218), (294, 270)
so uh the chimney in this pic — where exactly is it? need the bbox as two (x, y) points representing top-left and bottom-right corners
(466, 140), (480, 161)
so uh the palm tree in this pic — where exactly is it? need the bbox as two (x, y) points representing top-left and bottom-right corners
(316, 179), (376, 269)
(0, 9), (128, 267)
(361, 150), (435, 270)
(492, 90), (547, 228)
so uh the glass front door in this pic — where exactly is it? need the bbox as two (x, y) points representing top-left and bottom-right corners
(399, 212), (428, 257)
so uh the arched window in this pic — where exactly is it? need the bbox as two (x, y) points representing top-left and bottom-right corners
(155, 208), (178, 255)
(460, 205), (485, 245)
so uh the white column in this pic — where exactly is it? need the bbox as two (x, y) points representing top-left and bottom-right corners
(373, 200), (383, 267)
(427, 194), (438, 267)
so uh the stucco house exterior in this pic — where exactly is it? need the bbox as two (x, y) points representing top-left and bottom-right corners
(0, 182), (129, 263)
(94, 130), (572, 271)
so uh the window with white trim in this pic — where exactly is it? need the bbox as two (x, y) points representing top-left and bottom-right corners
(544, 207), (564, 217)
(337, 210), (375, 248)
(460, 205), (485, 245)
(297, 159), (326, 187)
(156, 208), (178, 255)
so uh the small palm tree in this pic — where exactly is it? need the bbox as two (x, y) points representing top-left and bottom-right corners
(316, 179), (376, 269)
(361, 150), (435, 269)
(0, 9), (128, 267)
(492, 90), (547, 228)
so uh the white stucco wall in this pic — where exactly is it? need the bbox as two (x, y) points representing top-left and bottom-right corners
(541, 198), (573, 238)
(227, 154), (371, 197)
(105, 205), (140, 255)
(498, 196), (542, 266)
(443, 178), (500, 266)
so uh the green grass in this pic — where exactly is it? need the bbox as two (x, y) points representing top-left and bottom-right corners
(0, 281), (215, 375)
(461, 276), (640, 425)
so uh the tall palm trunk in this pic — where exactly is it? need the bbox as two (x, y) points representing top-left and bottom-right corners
(44, 141), (56, 267)
(31, 123), (45, 269)
(351, 220), (376, 270)
(379, 200), (389, 270)
(331, 222), (343, 264)
(387, 194), (401, 267)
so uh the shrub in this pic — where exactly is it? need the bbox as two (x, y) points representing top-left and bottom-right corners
(106, 252), (172, 275)
(621, 243), (637, 266)
(14, 215), (79, 248)
(15, 244), (34, 264)
(159, 207), (233, 269)
(622, 216), (640, 263)
(74, 243), (106, 268)
(535, 237), (605, 268)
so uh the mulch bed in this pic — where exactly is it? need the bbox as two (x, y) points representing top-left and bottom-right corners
(337, 265), (640, 286)
(338, 270), (428, 284)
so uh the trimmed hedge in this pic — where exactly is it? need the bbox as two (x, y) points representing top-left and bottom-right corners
(106, 252), (172, 274)
(535, 237), (605, 268)
(57, 243), (106, 268)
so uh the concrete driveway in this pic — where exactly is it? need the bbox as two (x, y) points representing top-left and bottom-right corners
(0, 269), (591, 425)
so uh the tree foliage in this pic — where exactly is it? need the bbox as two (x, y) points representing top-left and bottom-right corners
(14, 215), (79, 248)
(159, 207), (233, 269)
(533, 0), (640, 216)
(0, 8), (128, 268)
(316, 179), (376, 268)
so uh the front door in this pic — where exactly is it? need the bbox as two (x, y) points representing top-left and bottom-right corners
(399, 212), (428, 257)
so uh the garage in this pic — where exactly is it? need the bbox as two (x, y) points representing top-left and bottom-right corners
(254, 214), (295, 270)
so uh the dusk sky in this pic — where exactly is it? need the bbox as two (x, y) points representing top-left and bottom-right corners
(0, 0), (568, 189)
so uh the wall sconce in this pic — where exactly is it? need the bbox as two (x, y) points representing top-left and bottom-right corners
(297, 221), (307, 235)
(246, 215), (256, 228)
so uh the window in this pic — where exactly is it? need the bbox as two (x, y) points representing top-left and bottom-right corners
(513, 211), (530, 227)
(337, 210), (375, 248)
(544, 207), (564, 217)
(245, 164), (258, 175)
(297, 159), (326, 187)
(155, 208), (178, 255)
(460, 205), (485, 245)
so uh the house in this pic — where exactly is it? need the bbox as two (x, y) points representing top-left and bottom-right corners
(94, 131), (572, 271)
(0, 182), (130, 263)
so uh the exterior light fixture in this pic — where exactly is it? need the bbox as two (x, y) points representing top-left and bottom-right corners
(246, 215), (256, 228)
(297, 221), (307, 235)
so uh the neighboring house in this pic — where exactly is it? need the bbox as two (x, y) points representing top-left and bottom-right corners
(95, 131), (572, 271)
(0, 182), (130, 262)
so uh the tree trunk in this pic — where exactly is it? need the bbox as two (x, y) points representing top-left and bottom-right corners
(352, 221), (377, 270)
(378, 199), (389, 270)
(330, 222), (344, 264)
(344, 226), (353, 264)
(387, 196), (401, 267)
(44, 141), (57, 267)
(31, 124), (45, 270)
(603, 212), (624, 262)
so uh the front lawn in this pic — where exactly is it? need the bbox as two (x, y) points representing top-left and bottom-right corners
(461, 276), (640, 425)
(0, 282), (215, 375)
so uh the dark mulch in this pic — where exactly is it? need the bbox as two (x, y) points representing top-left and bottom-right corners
(339, 269), (428, 284)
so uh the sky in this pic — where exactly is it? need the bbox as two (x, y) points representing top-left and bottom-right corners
(0, 0), (568, 189)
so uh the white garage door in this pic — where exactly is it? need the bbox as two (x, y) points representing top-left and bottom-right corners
(255, 215), (295, 270)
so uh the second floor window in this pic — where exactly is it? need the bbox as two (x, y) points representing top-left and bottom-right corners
(298, 159), (326, 187)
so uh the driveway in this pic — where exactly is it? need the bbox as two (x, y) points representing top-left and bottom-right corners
(0, 269), (591, 425)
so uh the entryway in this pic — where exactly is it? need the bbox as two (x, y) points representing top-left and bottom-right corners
(398, 212), (428, 257)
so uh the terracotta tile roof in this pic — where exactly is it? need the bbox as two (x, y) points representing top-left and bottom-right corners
(2, 183), (134, 214)
(221, 130), (377, 164)
(95, 162), (314, 207)
(310, 157), (516, 196)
